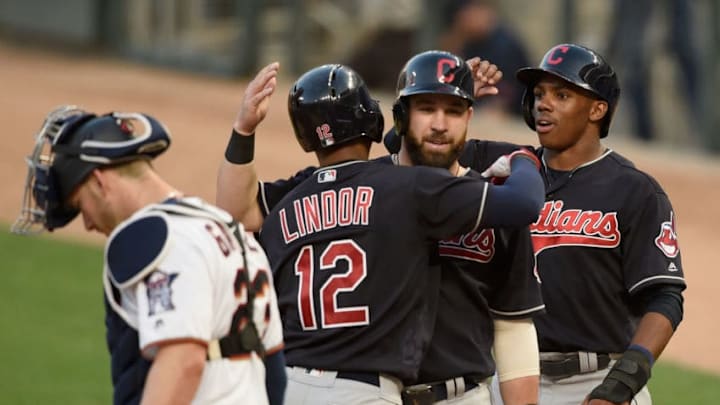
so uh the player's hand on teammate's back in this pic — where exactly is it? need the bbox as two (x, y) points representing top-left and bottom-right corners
(466, 57), (503, 98)
(233, 62), (280, 135)
(481, 149), (540, 181)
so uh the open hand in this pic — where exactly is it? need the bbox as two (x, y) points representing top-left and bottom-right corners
(233, 62), (280, 135)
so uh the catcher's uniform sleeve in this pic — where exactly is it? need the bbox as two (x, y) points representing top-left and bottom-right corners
(135, 227), (214, 358)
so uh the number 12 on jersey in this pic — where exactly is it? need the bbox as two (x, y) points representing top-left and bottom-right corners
(294, 239), (370, 330)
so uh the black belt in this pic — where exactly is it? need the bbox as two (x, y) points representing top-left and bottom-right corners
(336, 371), (381, 386)
(540, 352), (613, 378)
(402, 376), (480, 405)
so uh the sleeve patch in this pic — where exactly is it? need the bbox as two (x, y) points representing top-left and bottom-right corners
(106, 214), (170, 288)
(654, 211), (680, 258)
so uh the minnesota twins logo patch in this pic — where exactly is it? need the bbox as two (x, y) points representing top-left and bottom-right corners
(145, 270), (179, 316)
(654, 211), (679, 258)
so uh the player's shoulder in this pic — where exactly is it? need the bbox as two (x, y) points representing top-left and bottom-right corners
(106, 198), (237, 288)
(153, 196), (235, 224)
(264, 165), (318, 188)
(463, 168), (489, 181)
(106, 209), (172, 289)
(605, 150), (669, 195)
(460, 139), (534, 171)
(371, 154), (394, 165)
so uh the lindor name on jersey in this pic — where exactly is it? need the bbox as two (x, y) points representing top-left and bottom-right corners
(530, 200), (620, 254)
(438, 229), (495, 263)
(279, 186), (374, 244)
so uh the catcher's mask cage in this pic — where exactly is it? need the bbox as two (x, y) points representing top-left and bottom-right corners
(12, 105), (171, 234)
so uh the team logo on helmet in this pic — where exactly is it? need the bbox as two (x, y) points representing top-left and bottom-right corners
(437, 58), (458, 83)
(654, 212), (680, 258)
(546, 45), (570, 65)
(146, 270), (179, 316)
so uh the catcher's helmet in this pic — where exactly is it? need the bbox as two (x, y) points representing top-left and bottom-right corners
(288, 64), (384, 152)
(516, 44), (620, 138)
(13, 106), (171, 233)
(392, 50), (474, 137)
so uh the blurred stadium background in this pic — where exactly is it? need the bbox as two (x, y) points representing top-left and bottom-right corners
(1, 1), (719, 403)
(1, 0), (718, 152)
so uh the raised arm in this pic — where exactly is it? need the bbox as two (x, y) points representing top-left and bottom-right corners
(466, 56), (503, 98)
(217, 62), (279, 231)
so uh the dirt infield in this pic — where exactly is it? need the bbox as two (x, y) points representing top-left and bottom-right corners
(2, 42), (718, 375)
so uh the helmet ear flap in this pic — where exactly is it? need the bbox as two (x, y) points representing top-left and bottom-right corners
(521, 88), (536, 131)
(392, 99), (408, 136)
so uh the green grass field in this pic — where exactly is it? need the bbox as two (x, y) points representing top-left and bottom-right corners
(1, 227), (718, 404)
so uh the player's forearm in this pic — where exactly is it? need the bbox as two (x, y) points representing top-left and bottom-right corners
(141, 343), (206, 405)
(499, 376), (539, 405)
(585, 313), (673, 404)
(630, 311), (675, 360)
(493, 318), (540, 405)
(217, 159), (263, 229)
(483, 158), (544, 228)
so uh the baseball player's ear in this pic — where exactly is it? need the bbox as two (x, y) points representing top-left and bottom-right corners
(589, 100), (609, 123)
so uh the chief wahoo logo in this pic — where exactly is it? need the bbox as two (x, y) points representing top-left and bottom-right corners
(654, 211), (679, 258)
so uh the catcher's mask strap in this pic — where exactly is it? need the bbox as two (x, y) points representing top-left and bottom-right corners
(52, 112), (171, 164)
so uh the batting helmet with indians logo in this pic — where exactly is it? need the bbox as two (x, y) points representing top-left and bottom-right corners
(516, 44), (621, 138)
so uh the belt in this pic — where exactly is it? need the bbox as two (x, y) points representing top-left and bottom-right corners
(336, 371), (380, 386)
(402, 376), (480, 404)
(540, 352), (618, 378)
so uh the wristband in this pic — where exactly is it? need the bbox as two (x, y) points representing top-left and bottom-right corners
(587, 347), (652, 403)
(225, 130), (255, 164)
(508, 149), (541, 170)
(628, 343), (655, 367)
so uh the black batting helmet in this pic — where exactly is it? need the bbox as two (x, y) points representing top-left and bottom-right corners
(13, 106), (171, 233)
(392, 50), (474, 137)
(516, 44), (620, 138)
(288, 64), (384, 152)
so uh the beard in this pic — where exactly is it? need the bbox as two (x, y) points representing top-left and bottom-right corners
(404, 131), (466, 170)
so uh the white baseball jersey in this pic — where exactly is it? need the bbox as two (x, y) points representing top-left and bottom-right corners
(103, 197), (284, 405)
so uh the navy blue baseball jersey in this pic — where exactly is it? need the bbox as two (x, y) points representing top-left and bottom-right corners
(258, 158), (542, 382)
(461, 141), (687, 353)
(417, 169), (545, 383)
(531, 148), (686, 352)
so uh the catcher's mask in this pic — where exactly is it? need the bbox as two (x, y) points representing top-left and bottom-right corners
(288, 64), (384, 152)
(12, 105), (171, 234)
(516, 43), (621, 138)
